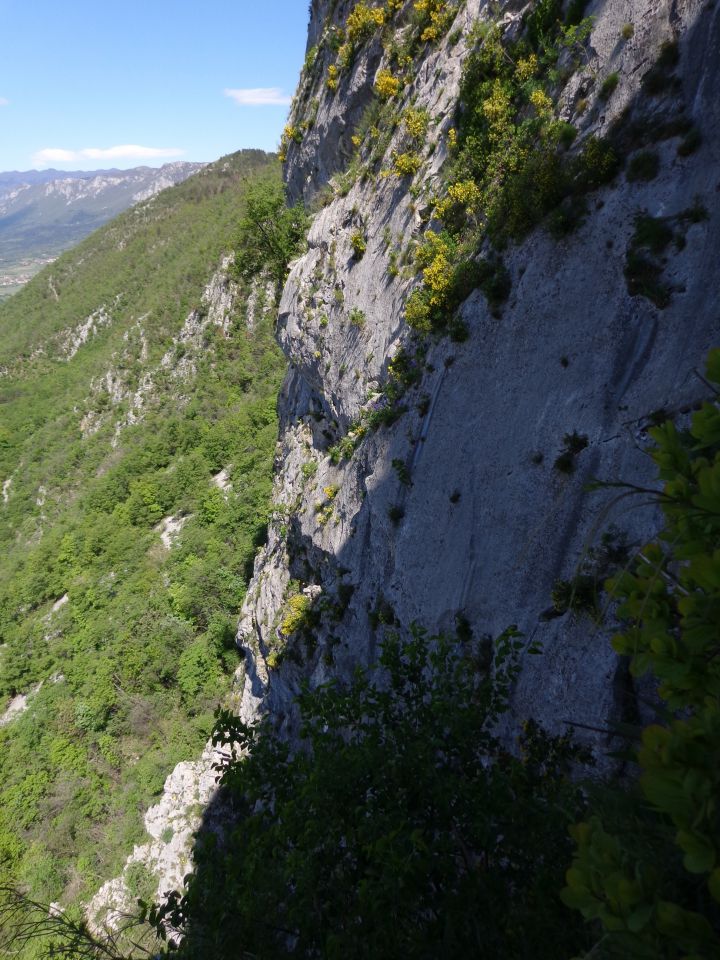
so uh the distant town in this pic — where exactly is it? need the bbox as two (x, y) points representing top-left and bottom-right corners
(0, 256), (56, 300)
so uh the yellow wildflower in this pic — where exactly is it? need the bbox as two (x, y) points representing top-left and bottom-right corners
(375, 69), (401, 100)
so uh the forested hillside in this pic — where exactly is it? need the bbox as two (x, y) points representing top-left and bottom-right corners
(0, 150), (287, 925)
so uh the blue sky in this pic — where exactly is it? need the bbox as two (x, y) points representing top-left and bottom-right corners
(0, 0), (310, 171)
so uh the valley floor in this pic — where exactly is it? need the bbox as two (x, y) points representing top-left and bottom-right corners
(0, 256), (55, 302)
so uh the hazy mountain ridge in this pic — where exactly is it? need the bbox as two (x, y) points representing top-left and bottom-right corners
(0, 166), (195, 188)
(0, 162), (206, 301)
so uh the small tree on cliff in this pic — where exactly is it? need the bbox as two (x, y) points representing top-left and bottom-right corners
(234, 171), (307, 293)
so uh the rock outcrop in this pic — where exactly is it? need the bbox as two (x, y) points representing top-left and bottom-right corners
(237, 0), (719, 741)
(87, 0), (720, 923)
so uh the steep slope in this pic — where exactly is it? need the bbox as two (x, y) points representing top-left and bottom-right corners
(0, 151), (286, 922)
(6, 1), (715, 952)
(0, 162), (205, 301)
(62, 1), (720, 954)
(235, 0), (719, 744)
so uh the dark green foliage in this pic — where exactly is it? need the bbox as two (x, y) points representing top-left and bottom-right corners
(450, 18), (613, 245)
(563, 348), (720, 958)
(233, 171), (308, 291)
(405, 8), (610, 336)
(525, 0), (563, 49)
(457, 256), (511, 310)
(391, 457), (411, 486)
(609, 108), (692, 161)
(681, 199), (709, 223)
(599, 72), (620, 100)
(556, 121), (578, 148)
(547, 194), (589, 237)
(677, 126), (702, 155)
(387, 503), (405, 524)
(632, 214), (673, 254)
(642, 40), (681, 95)
(625, 251), (671, 307)
(155, 626), (593, 960)
(551, 575), (597, 615)
(627, 150), (660, 182)
(554, 431), (589, 473)
(656, 38), (680, 69)
(573, 137), (621, 191)
(453, 611), (472, 640)
(565, 0), (591, 26)
(625, 213), (676, 308)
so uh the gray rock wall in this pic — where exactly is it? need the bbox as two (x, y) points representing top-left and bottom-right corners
(238, 0), (720, 746)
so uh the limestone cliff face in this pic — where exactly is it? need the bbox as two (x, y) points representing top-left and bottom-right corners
(238, 0), (720, 742)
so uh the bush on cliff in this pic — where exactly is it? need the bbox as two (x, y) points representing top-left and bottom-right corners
(154, 626), (593, 960)
(562, 349), (720, 958)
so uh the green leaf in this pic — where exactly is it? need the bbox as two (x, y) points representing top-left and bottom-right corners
(678, 830), (716, 874)
(626, 903), (653, 932)
(708, 867), (720, 903)
(706, 348), (720, 387)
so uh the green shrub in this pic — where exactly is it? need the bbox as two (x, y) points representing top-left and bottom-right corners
(152, 626), (594, 959)
(623, 210), (681, 308)
(125, 861), (156, 902)
(563, 348), (720, 959)
(391, 151), (422, 177)
(234, 173), (308, 290)
(279, 593), (312, 637)
(574, 137), (620, 190)
(551, 575), (597, 615)
(554, 431), (588, 474)
(387, 504), (405, 524)
(627, 150), (660, 182)
(625, 251), (671, 307)
(599, 72), (619, 100)
(631, 214), (673, 253)
(349, 231), (367, 259)
(678, 127), (702, 156)
(391, 458), (411, 487)
(642, 40), (681, 95)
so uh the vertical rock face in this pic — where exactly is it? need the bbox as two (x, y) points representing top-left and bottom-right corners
(238, 0), (719, 741)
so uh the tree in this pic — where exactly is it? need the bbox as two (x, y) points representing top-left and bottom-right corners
(234, 172), (307, 292)
(155, 626), (593, 960)
(562, 349), (720, 958)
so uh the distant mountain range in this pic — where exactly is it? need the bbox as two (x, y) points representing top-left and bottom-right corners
(0, 162), (206, 299)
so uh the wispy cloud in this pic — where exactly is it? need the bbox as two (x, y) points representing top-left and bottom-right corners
(31, 144), (185, 166)
(0, 98), (9, 107)
(224, 87), (291, 106)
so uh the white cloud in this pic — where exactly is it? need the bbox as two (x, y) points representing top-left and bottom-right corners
(33, 148), (76, 164)
(81, 145), (183, 160)
(31, 144), (184, 167)
(0, 98), (9, 106)
(224, 87), (291, 106)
